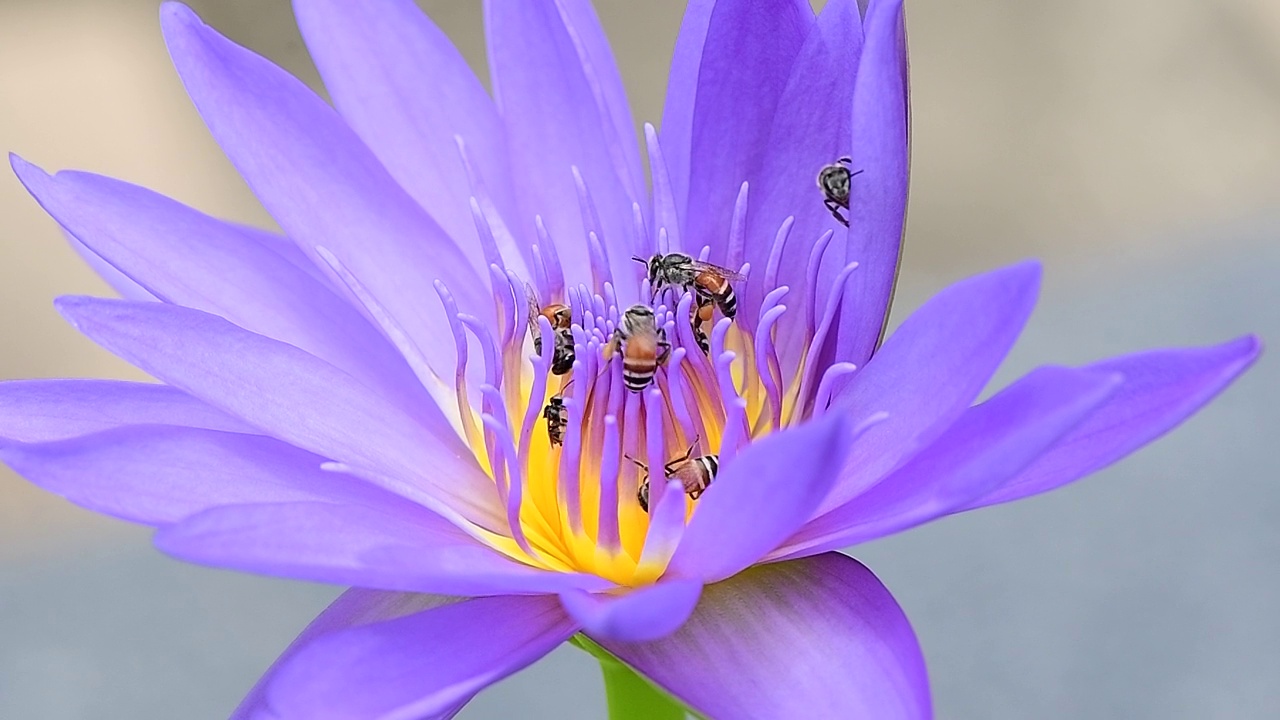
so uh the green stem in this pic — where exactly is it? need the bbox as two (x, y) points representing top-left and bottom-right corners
(571, 635), (689, 720)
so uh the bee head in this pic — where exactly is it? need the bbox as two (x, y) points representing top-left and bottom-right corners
(633, 254), (661, 284)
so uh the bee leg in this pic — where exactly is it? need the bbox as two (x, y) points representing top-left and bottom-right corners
(824, 198), (850, 228)
(657, 337), (672, 366)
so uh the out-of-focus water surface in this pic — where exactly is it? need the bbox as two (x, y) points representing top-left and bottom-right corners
(0, 1), (1276, 717)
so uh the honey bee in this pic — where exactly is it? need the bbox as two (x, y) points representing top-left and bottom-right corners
(542, 391), (568, 446)
(691, 296), (714, 355)
(633, 253), (745, 319)
(630, 444), (720, 513)
(608, 304), (671, 392)
(816, 156), (865, 227)
(525, 285), (575, 375)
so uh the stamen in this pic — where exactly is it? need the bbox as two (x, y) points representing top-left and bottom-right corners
(753, 297), (789, 433)
(455, 135), (525, 276)
(517, 315), (556, 464)
(596, 415), (622, 554)
(433, 280), (483, 453)
(657, 226), (671, 255)
(637, 479), (684, 579)
(534, 215), (566, 299)
(661, 348), (701, 443)
(488, 264), (517, 348)
(725, 181), (749, 269)
(643, 387), (668, 512)
(459, 314), (503, 394)
(812, 362), (859, 418)
(559, 356), (591, 535)
(644, 123), (681, 253)
(804, 229), (836, 336)
(764, 217), (795, 290)
(481, 411), (535, 557)
(796, 262), (859, 416)
(587, 231), (613, 292)
(633, 201), (653, 258)
(469, 198), (506, 274)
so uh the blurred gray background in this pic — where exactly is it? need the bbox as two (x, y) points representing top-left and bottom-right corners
(0, 0), (1276, 717)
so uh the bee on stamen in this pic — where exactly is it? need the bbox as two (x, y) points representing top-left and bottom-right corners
(525, 284), (575, 375)
(816, 156), (864, 228)
(542, 389), (569, 446)
(629, 443), (720, 513)
(606, 304), (671, 393)
(633, 253), (745, 320)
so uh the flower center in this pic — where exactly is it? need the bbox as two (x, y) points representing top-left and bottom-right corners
(427, 178), (859, 587)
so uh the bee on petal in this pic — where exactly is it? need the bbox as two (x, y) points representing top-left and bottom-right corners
(542, 390), (568, 446)
(816, 156), (865, 227)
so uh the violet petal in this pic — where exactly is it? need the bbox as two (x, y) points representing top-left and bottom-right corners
(561, 578), (702, 643)
(823, 260), (1041, 512)
(55, 296), (503, 529)
(836, 0), (910, 367)
(0, 379), (250, 445)
(160, 3), (486, 377)
(665, 415), (849, 583)
(265, 594), (577, 719)
(601, 553), (930, 720)
(968, 335), (1262, 509)
(776, 365), (1122, 559)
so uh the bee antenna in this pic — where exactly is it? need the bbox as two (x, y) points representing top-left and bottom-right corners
(623, 454), (647, 470)
(631, 255), (648, 265)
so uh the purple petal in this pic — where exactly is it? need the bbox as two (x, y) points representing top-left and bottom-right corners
(665, 415), (850, 583)
(265, 594), (577, 719)
(659, 0), (714, 221)
(55, 296), (502, 529)
(155, 501), (609, 596)
(62, 230), (156, 302)
(822, 261), (1041, 512)
(601, 553), (930, 720)
(484, 0), (642, 290)
(160, 3), (485, 377)
(561, 579), (702, 643)
(967, 335), (1262, 510)
(835, 0), (910, 366)
(776, 365), (1123, 560)
(745, 0), (863, 371)
(0, 379), (250, 445)
(0, 425), (402, 526)
(678, 0), (814, 260)
(292, 0), (523, 273)
(12, 158), (441, 426)
(231, 589), (461, 720)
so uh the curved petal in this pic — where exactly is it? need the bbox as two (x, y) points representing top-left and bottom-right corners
(659, 0), (713, 223)
(12, 158), (441, 426)
(0, 425), (404, 526)
(835, 0), (910, 366)
(55, 296), (502, 529)
(601, 553), (930, 720)
(0, 379), (250, 445)
(265, 594), (578, 719)
(966, 335), (1262, 510)
(155, 501), (609, 596)
(561, 579), (702, 643)
(63, 230), (156, 302)
(160, 3), (485, 378)
(231, 589), (463, 720)
(822, 260), (1041, 512)
(679, 0), (813, 261)
(776, 365), (1123, 560)
(484, 0), (642, 292)
(292, 0), (524, 274)
(665, 415), (850, 583)
(745, 0), (862, 364)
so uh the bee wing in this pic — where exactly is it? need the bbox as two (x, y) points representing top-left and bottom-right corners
(524, 283), (542, 332)
(689, 260), (747, 281)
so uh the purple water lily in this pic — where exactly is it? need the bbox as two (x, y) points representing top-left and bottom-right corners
(0, 0), (1259, 717)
